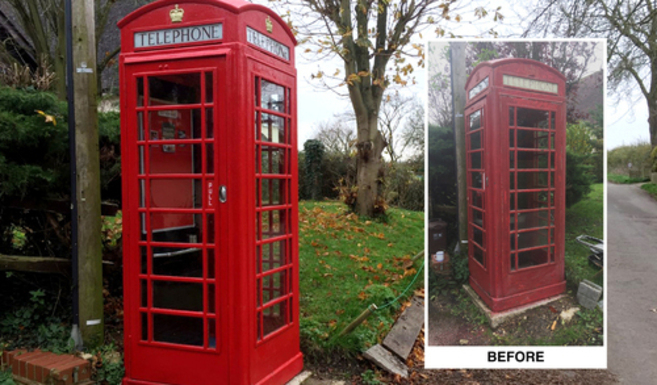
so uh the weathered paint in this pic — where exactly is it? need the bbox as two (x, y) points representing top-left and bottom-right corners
(464, 58), (567, 313)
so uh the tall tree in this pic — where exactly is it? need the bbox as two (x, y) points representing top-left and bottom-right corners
(522, 0), (657, 146)
(315, 114), (356, 156)
(1, 0), (143, 98)
(274, 0), (500, 216)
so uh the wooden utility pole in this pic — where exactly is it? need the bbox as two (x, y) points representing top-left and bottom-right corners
(67, 0), (104, 348)
(450, 42), (468, 245)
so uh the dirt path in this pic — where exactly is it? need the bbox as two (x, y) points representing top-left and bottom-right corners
(607, 183), (657, 384)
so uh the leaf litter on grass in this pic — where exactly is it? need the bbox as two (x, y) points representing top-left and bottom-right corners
(298, 201), (423, 354)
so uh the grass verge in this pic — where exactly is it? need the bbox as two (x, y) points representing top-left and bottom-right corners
(565, 183), (603, 288)
(607, 173), (649, 184)
(298, 201), (423, 358)
(641, 183), (657, 199)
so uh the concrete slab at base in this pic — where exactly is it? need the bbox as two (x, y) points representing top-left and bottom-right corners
(463, 284), (566, 329)
(286, 371), (312, 385)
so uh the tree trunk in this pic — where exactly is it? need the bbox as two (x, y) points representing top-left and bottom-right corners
(355, 117), (386, 217)
(649, 64), (657, 148)
(72, 0), (104, 348)
(649, 98), (657, 148)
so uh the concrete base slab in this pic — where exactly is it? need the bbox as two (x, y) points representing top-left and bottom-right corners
(286, 371), (312, 385)
(463, 284), (566, 329)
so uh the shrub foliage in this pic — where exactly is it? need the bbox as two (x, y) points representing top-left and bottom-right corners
(0, 87), (120, 256)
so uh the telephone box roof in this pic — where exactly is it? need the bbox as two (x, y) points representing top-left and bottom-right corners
(117, 0), (297, 45)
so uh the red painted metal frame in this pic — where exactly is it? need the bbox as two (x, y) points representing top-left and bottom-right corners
(464, 59), (567, 313)
(119, 1), (301, 384)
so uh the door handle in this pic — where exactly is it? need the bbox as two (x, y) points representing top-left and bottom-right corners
(219, 185), (227, 203)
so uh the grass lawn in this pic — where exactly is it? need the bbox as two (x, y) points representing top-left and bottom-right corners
(608, 173), (649, 184)
(298, 201), (423, 356)
(641, 183), (657, 199)
(565, 183), (603, 288)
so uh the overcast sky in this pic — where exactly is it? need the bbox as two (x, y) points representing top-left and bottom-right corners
(260, 0), (649, 150)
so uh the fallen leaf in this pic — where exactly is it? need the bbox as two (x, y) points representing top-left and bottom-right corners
(551, 320), (557, 331)
(548, 305), (558, 313)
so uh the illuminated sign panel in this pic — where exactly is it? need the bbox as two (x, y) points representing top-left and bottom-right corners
(246, 27), (290, 60)
(503, 75), (558, 94)
(134, 23), (223, 48)
(468, 77), (489, 99)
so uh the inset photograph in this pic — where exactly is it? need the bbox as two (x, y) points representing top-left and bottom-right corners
(426, 40), (604, 351)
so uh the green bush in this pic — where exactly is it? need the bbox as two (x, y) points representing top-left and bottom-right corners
(608, 141), (652, 176)
(0, 87), (121, 256)
(303, 139), (325, 201)
(427, 124), (458, 240)
(566, 150), (593, 208)
(383, 161), (423, 212)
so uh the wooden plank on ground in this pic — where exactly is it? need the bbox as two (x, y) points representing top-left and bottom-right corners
(363, 344), (408, 378)
(382, 296), (424, 360)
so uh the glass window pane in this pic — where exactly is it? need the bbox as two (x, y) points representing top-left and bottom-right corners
(470, 151), (482, 169)
(147, 178), (201, 210)
(261, 80), (285, 112)
(261, 146), (286, 174)
(517, 210), (550, 230)
(261, 178), (287, 206)
(262, 270), (287, 305)
(473, 245), (484, 266)
(518, 191), (549, 210)
(468, 77), (488, 99)
(469, 110), (481, 131)
(517, 229), (549, 250)
(471, 208), (483, 228)
(205, 72), (213, 104)
(260, 211), (288, 240)
(473, 227), (484, 248)
(471, 172), (483, 189)
(261, 113), (285, 143)
(152, 281), (203, 311)
(518, 129), (549, 149)
(518, 247), (549, 269)
(517, 151), (549, 169)
(263, 301), (287, 337)
(509, 151), (515, 169)
(206, 108), (214, 139)
(472, 190), (483, 208)
(152, 247), (203, 277)
(517, 171), (549, 189)
(517, 108), (549, 129)
(470, 131), (482, 150)
(153, 314), (203, 346)
(510, 172), (515, 190)
(509, 107), (515, 126)
(141, 312), (148, 341)
(510, 233), (516, 250)
(149, 73), (201, 105)
(148, 144), (202, 174)
(510, 254), (516, 271)
(137, 78), (144, 106)
(509, 129), (515, 148)
(260, 240), (286, 272)
(510, 192), (515, 211)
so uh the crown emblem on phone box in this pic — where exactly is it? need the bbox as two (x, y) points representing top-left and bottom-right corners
(170, 4), (184, 23)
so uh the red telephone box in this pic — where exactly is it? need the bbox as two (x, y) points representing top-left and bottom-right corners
(118, 1), (301, 384)
(464, 58), (567, 313)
